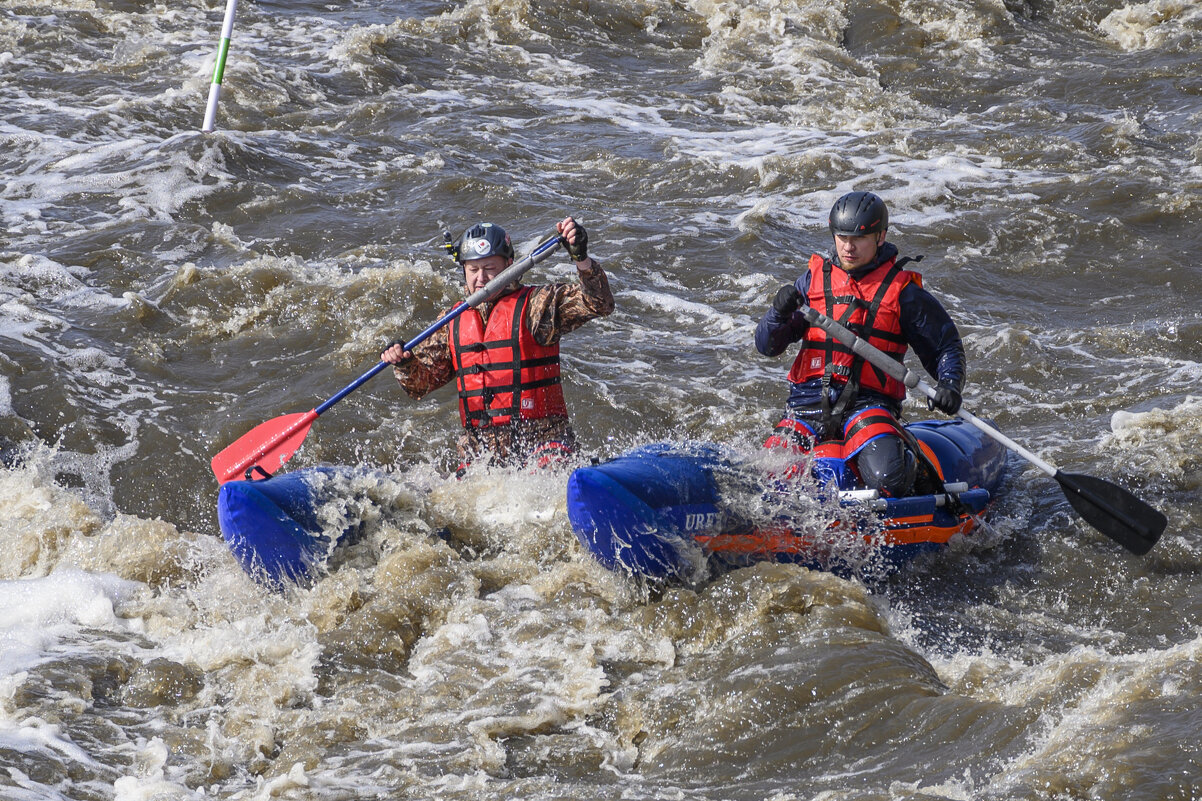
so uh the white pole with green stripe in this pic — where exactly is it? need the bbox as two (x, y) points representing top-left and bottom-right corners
(201, 0), (240, 132)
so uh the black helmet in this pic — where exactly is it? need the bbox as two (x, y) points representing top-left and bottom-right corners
(450, 222), (514, 264)
(828, 192), (888, 237)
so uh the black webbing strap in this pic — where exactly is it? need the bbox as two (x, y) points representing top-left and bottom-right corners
(821, 261), (902, 437)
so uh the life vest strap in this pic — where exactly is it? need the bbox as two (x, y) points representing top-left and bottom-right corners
(454, 354), (560, 378)
(457, 374), (562, 399)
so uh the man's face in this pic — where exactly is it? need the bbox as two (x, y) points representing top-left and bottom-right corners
(834, 231), (886, 271)
(463, 255), (511, 294)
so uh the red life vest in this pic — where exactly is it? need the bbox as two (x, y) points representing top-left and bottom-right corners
(788, 253), (920, 400)
(450, 286), (568, 429)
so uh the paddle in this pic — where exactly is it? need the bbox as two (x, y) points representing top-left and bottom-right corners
(800, 305), (1166, 555)
(211, 231), (565, 484)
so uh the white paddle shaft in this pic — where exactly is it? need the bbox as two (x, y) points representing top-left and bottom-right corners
(801, 305), (1060, 478)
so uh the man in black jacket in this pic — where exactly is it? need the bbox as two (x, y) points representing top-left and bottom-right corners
(755, 192), (965, 497)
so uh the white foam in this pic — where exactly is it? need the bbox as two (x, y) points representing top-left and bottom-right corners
(1099, 0), (1202, 51)
(0, 570), (139, 677)
(626, 288), (744, 332)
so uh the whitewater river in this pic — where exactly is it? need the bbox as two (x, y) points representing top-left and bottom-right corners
(2, 0), (1201, 798)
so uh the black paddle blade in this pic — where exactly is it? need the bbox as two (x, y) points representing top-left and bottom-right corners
(1055, 471), (1166, 555)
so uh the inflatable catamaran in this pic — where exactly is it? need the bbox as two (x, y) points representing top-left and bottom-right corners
(212, 285), (1165, 587)
(215, 417), (1007, 586)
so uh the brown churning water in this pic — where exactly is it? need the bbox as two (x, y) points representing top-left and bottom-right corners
(0, 0), (1199, 798)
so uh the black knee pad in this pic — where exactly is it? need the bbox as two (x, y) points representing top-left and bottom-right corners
(855, 437), (917, 497)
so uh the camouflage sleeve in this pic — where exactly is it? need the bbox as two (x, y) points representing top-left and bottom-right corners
(526, 258), (615, 346)
(392, 325), (455, 400)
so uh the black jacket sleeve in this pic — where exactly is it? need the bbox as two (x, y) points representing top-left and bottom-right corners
(755, 274), (811, 357)
(898, 282), (966, 392)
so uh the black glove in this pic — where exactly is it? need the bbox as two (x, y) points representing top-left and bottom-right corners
(564, 222), (588, 262)
(772, 284), (801, 318)
(928, 381), (962, 416)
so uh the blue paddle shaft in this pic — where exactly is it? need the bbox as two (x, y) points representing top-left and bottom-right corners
(314, 233), (564, 416)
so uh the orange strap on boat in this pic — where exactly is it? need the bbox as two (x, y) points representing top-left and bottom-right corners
(763, 417), (816, 451)
(810, 440), (847, 460)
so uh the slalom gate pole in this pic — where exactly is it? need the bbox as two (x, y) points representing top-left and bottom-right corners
(201, 0), (240, 132)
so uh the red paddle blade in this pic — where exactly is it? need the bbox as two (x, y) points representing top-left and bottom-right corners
(211, 410), (318, 484)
